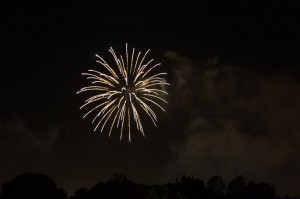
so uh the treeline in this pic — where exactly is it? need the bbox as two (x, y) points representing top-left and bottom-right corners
(0, 173), (298, 199)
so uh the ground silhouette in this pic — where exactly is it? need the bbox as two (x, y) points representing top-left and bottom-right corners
(0, 173), (67, 199)
(1, 173), (298, 199)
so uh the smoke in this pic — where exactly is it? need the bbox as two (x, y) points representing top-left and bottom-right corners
(0, 116), (60, 185)
(164, 52), (300, 196)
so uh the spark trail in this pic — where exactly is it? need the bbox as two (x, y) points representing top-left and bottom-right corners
(77, 44), (169, 141)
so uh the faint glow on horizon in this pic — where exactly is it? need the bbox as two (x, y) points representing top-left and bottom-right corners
(77, 44), (169, 142)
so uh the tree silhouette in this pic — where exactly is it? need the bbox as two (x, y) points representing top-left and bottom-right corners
(87, 182), (105, 199)
(226, 175), (247, 198)
(144, 186), (161, 199)
(175, 175), (206, 199)
(104, 173), (145, 199)
(69, 187), (88, 199)
(144, 185), (184, 199)
(207, 175), (225, 198)
(246, 181), (276, 199)
(77, 173), (146, 199)
(1, 173), (285, 199)
(1, 173), (67, 199)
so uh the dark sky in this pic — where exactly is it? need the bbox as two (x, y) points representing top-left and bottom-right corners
(1, 0), (300, 197)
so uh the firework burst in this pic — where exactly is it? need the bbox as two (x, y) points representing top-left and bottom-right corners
(77, 44), (169, 141)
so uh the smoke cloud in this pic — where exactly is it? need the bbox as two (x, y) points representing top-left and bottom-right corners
(164, 51), (300, 196)
(0, 116), (60, 185)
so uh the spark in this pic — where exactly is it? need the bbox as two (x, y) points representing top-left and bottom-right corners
(77, 44), (169, 141)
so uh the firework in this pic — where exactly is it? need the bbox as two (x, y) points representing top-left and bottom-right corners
(77, 44), (169, 141)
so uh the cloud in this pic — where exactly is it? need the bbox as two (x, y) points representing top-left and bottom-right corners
(0, 116), (60, 184)
(0, 117), (59, 152)
(169, 119), (292, 179)
(164, 51), (197, 108)
(164, 52), (300, 196)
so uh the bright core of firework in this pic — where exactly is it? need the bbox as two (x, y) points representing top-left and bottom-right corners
(77, 44), (169, 141)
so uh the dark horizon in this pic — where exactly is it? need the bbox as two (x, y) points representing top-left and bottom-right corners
(2, 0), (300, 197)
(0, 172), (284, 198)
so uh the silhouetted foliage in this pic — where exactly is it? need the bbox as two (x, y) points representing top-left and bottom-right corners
(246, 181), (276, 199)
(71, 173), (146, 199)
(2, 173), (295, 199)
(69, 187), (88, 199)
(174, 175), (206, 199)
(1, 173), (67, 199)
(207, 175), (225, 198)
(101, 173), (145, 199)
(144, 185), (184, 199)
(226, 175), (247, 198)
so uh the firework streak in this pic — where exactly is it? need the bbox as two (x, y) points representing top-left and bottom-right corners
(77, 44), (169, 141)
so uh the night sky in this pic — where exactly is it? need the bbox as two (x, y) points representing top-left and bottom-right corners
(2, 0), (300, 197)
